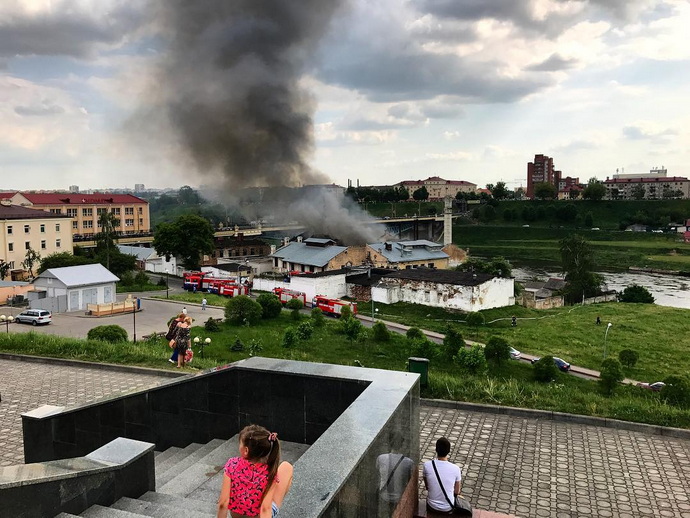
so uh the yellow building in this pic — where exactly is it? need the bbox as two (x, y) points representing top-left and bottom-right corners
(9, 192), (150, 239)
(399, 176), (476, 200)
(0, 202), (73, 280)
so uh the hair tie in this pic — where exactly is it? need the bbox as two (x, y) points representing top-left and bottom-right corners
(268, 432), (278, 442)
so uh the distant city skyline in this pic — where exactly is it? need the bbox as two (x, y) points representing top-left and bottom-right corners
(1, 0), (689, 193)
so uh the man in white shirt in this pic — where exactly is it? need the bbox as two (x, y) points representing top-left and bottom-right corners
(423, 437), (463, 514)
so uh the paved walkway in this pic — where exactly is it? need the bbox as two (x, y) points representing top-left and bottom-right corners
(2, 358), (690, 517)
(0, 358), (169, 466)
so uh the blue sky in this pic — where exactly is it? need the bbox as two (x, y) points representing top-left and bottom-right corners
(1, 0), (689, 193)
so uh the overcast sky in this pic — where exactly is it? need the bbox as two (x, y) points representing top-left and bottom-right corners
(1, 0), (689, 192)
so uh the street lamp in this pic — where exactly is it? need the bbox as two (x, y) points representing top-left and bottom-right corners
(165, 269), (169, 299)
(194, 336), (211, 358)
(603, 322), (612, 359)
(132, 298), (137, 343)
(0, 315), (14, 333)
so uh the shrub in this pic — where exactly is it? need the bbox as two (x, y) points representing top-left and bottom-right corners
(454, 345), (487, 374)
(618, 349), (639, 368)
(484, 336), (511, 365)
(231, 338), (245, 351)
(296, 321), (314, 340)
(157, 277), (167, 287)
(87, 325), (128, 343)
(134, 270), (149, 286)
(466, 312), (485, 328)
(372, 321), (391, 342)
(286, 298), (304, 321)
(119, 271), (134, 286)
(533, 356), (558, 382)
(310, 307), (325, 328)
(257, 293), (282, 319)
(225, 295), (263, 325)
(282, 327), (299, 349)
(411, 338), (438, 359)
(619, 284), (655, 303)
(662, 375), (690, 408)
(599, 358), (624, 395)
(248, 339), (263, 357)
(341, 316), (364, 344)
(442, 326), (464, 358)
(204, 317), (221, 332)
(406, 327), (424, 340)
(340, 305), (352, 320)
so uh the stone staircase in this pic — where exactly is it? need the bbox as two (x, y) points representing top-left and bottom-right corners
(57, 435), (309, 518)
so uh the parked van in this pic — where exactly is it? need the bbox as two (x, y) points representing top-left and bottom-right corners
(15, 309), (52, 326)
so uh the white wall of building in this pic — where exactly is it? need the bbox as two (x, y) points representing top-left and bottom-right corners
(291, 274), (347, 302)
(145, 256), (177, 274)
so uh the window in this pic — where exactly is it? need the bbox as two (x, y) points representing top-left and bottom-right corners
(83, 220), (93, 229)
(72, 221), (78, 229)
(125, 207), (134, 215)
(41, 240), (46, 250)
(24, 225), (30, 233)
(40, 224), (45, 233)
(7, 225), (12, 235)
(139, 218), (143, 226)
(50, 208), (62, 214)
(82, 208), (93, 217)
(56, 239), (61, 248)
(25, 241), (31, 250)
(138, 207), (143, 214)
(125, 218), (134, 227)
(97, 208), (107, 215)
(56, 224), (60, 232)
(67, 208), (77, 217)
(8, 243), (13, 252)
(111, 208), (121, 215)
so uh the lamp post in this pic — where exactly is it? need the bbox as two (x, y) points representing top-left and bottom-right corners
(194, 336), (211, 358)
(0, 315), (14, 333)
(603, 322), (612, 359)
(132, 298), (137, 343)
(165, 269), (169, 299)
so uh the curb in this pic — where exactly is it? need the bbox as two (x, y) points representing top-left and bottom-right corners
(0, 352), (188, 379)
(421, 397), (690, 441)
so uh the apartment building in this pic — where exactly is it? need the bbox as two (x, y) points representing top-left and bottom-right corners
(0, 202), (73, 280)
(526, 154), (565, 199)
(398, 176), (476, 200)
(8, 192), (150, 239)
(603, 176), (690, 200)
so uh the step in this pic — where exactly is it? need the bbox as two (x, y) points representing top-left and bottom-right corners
(55, 514), (81, 518)
(157, 437), (237, 496)
(81, 505), (147, 518)
(156, 439), (225, 488)
(112, 496), (214, 518)
(153, 447), (181, 466)
(138, 492), (214, 514)
(155, 443), (204, 480)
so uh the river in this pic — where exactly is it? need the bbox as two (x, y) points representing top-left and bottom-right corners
(513, 267), (690, 310)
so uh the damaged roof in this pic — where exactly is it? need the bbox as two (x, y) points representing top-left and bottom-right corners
(383, 268), (496, 286)
(368, 240), (448, 263)
(271, 242), (347, 267)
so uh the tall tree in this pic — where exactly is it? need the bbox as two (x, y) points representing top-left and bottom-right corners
(0, 260), (10, 280)
(534, 182), (557, 200)
(22, 248), (41, 278)
(412, 186), (429, 201)
(582, 178), (606, 201)
(153, 214), (215, 270)
(491, 181), (509, 200)
(96, 211), (120, 270)
(559, 234), (603, 303)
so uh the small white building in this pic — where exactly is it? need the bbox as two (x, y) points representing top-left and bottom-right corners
(117, 245), (178, 275)
(372, 269), (514, 312)
(290, 269), (349, 303)
(29, 263), (119, 312)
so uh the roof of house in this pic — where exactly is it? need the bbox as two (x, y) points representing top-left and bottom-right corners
(116, 245), (157, 262)
(36, 263), (119, 287)
(383, 268), (495, 286)
(304, 238), (336, 246)
(368, 240), (449, 263)
(604, 177), (689, 184)
(271, 242), (348, 267)
(346, 268), (395, 286)
(523, 281), (546, 291)
(295, 268), (351, 278)
(543, 278), (566, 291)
(0, 204), (71, 220)
(399, 177), (475, 187)
(0, 280), (30, 287)
(15, 192), (148, 205)
(0, 192), (17, 199)
(213, 263), (252, 273)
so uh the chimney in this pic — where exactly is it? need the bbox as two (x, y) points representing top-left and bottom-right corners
(297, 236), (303, 243)
(270, 245), (276, 255)
(282, 237), (290, 247)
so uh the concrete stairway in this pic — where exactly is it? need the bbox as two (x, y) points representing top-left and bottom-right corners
(57, 435), (309, 518)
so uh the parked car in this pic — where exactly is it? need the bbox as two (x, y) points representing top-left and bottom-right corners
(531, 356), (571, 372)
(509, 347), (521, 360)
(636, 381), (665, 391)
(15, 309), (52, 326)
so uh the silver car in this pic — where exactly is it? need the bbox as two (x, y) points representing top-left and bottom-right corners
(15, 309), (52, 326)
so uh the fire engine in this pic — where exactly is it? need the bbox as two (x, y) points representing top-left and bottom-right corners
(219, 283), (249, 297)
(182, 272), (205, 291)
(272, 287), (306, 305)
(311, 296), (357, 317)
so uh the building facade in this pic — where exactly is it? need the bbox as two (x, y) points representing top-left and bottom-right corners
(8, 192), (150, 239)
(527, 154), (560, 199)
(603, 176), (690, 200)
(398, 177), (476, 200)
(0, 203), (73, 280)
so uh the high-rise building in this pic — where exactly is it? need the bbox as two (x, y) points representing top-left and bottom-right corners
(69, 185), (79, 193)
(526, 154), (560, 199)
(134, 184), (145, 193)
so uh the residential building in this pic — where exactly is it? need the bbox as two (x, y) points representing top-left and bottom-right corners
(271, 238), (350, 274)
(359, 240), (450, 270)
(29, 263), (119, 312)
(398, 177), (476, 200)
(603, 176), (690, 200)
(0, 202), (73, 280)
(69, 185), (80, 193)
(116, 245), (178, 275)
(9, 192), (150, 239)
(527, 154), (563, 199)
(613, 167), (667, 179)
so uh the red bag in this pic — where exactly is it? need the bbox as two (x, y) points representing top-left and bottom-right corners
(184, 348), (194, 364)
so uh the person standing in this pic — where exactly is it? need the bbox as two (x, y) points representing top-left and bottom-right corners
(182, 306), (188, 316)
(423, 437), (467, 515)
(202, 298), (207, 311)
(172, 316), (192, 368)
(166, 313), (185, 364)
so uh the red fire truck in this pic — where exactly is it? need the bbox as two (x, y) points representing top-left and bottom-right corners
(182, 272), (205, 291)
(219, 283), (249, 297)
(311, 296), (358, 317)
(272, 287), (306, 305)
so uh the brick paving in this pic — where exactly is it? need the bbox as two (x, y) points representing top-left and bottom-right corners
(420, 405), (690, 518)
(0, 358), (170, 466)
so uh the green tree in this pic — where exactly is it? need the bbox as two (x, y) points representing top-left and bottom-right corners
(599, 358), (624, 395)
(533, 356), (558, 382)
(257, 293), (283, 319)
(412, 186), (429, 201)
(87, 325), (128, 343)
(310, 307), (326, 327)
(442, 325), (464, 361)
(618, 349), (639, 368)
(534, 182), (557, 200)
(341, 316), (364, 345)
(134, 270), (149, 286)
(178, 185), (201, 205)
(584, 212), (594, 228)
(465, 312), (485, 335)
(296, 321), (314, 340)
(490, 181), (510, 200)
(406, 327), (424, 340)
(153, 214), (215, 270)
(619, 285), (655, 304)
(559, 234), (603, 303)
(455, 345), (487, 374)
(631, 184), (646, 200)
(225, 295), (263, 325)
(96, 211), (120, 270)
(455, 257), (512, 278)
(286, 298), (304, 321)
(582, 178), (606, 201)
(372, 321), (391, 342)
(22, 248), (41, 278)
(662, 375), (690, 408)
(0, 260), (10, 280)
(281, 327), (299, 348)
(484, 336), (511, 365)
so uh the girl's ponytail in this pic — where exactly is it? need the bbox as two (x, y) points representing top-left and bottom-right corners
(238, 425), (282, 503)
(262, 432), (281, 503)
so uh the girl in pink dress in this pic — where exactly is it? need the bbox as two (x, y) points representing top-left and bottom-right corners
(217, 425), (293, 518)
